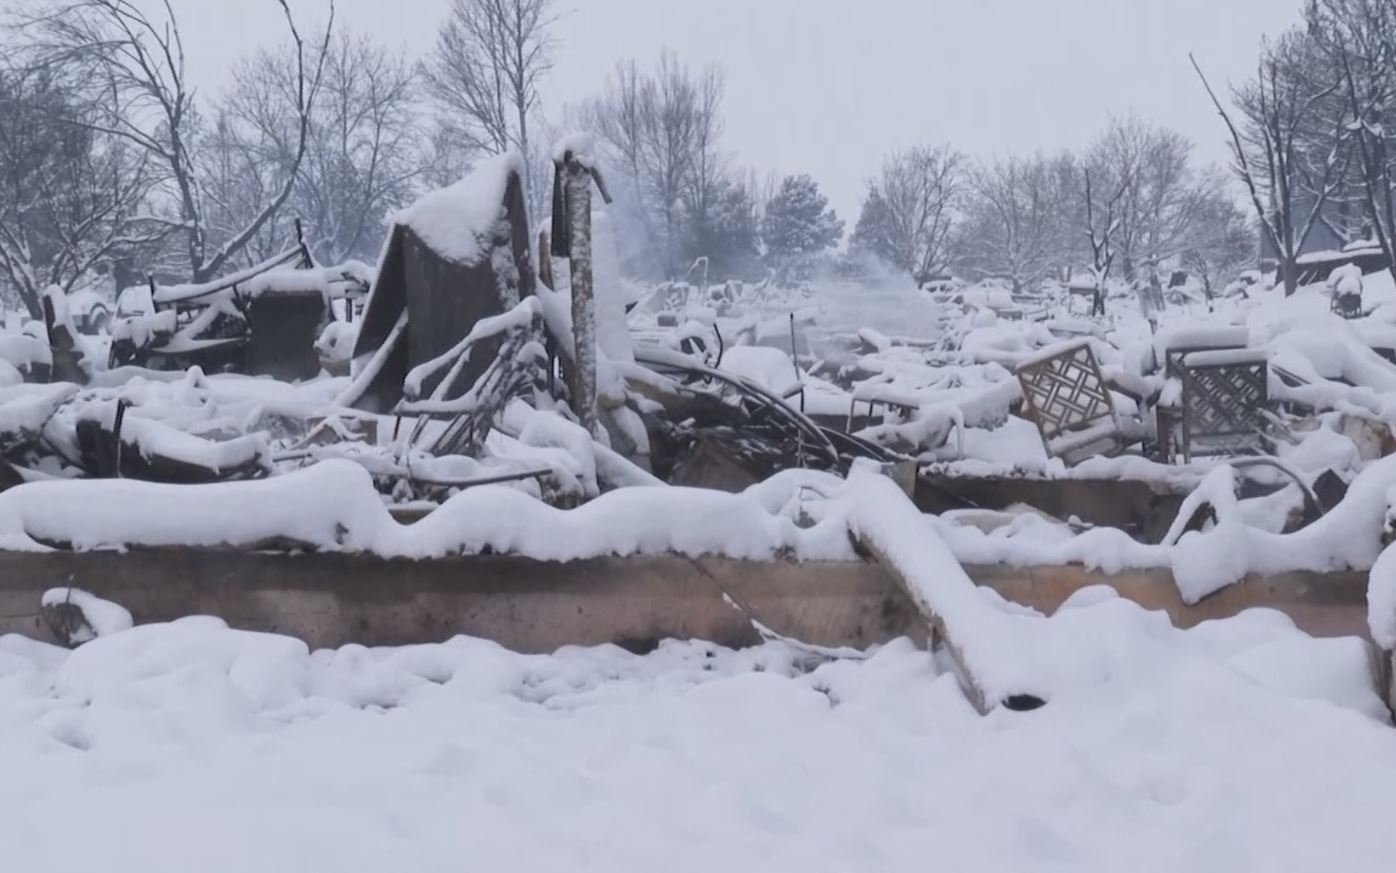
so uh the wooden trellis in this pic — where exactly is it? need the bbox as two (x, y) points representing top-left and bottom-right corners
(1015, 342), (1124, 464)
(1179, 350), (1270, 462)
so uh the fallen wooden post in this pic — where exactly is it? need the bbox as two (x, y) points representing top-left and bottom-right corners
(844, 470), (1046, 714)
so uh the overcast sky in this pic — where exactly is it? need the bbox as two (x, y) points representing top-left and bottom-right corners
(171, 0), (1301, 221)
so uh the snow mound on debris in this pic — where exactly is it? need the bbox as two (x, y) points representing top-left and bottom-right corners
(40, 587), (133, 643)
(0, 459), (852, 560)
(397, 151), (524, 265)
(0, 603), (1390, 872)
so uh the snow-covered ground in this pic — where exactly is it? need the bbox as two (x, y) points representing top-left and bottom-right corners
(1, 597), (1391, 873)
(8, 214), (1396, 870)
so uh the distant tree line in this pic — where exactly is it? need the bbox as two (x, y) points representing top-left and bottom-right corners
(16, 0), (1379, 317)
(850, 0), (1396, 300)
(846, 119), (1256, 305)
(0, 0), (864, 316)
(1193, 0), (1396, 295)
(0, 0), (552, 317)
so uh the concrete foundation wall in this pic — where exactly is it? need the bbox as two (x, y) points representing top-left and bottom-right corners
(0, 550), (1371, 653)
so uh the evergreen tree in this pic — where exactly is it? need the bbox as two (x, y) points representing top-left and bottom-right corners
(689, 177), (761, 279)
(848, 186), (898, 269)
(761, 174), (844, 264)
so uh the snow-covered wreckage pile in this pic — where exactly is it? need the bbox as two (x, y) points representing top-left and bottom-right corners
(7, 145), (1396, 723)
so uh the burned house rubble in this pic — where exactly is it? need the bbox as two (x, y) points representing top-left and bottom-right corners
(14, 1), (1396, 863)
(0, 145), (900, 509)
(3, 139), (1396, 739)
(0, 139), (1392, 564)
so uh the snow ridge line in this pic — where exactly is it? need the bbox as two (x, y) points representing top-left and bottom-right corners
(0, 460), (856, 563)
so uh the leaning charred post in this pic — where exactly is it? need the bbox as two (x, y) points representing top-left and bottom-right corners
(552, 137), (614, 439)
(564, 155), (597, 436)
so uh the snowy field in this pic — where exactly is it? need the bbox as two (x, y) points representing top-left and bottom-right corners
(2, 596), (1393, 873)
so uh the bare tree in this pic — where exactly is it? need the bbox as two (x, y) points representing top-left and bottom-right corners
(585, 53), (726, 278)
(1193, 32), (1348, 295)
(863, 145), (962, 281)
(1086, 116), (1213, 281)
(1308, 0), (1396, 287)
(642, 53), (701, 276)
(203, 65), (301, 269)
(956, 154), (1071, 293)
(1080, 165), (1127, 316)
(1182, 181), (1258, 306)
(584, 61), (659, 273)
(25, 0), (332, 283)
(680, 67), (727, 262)
(228, 32), (425, 264)
(422, 0), (555, 218)
(0, 60), (164, 316)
